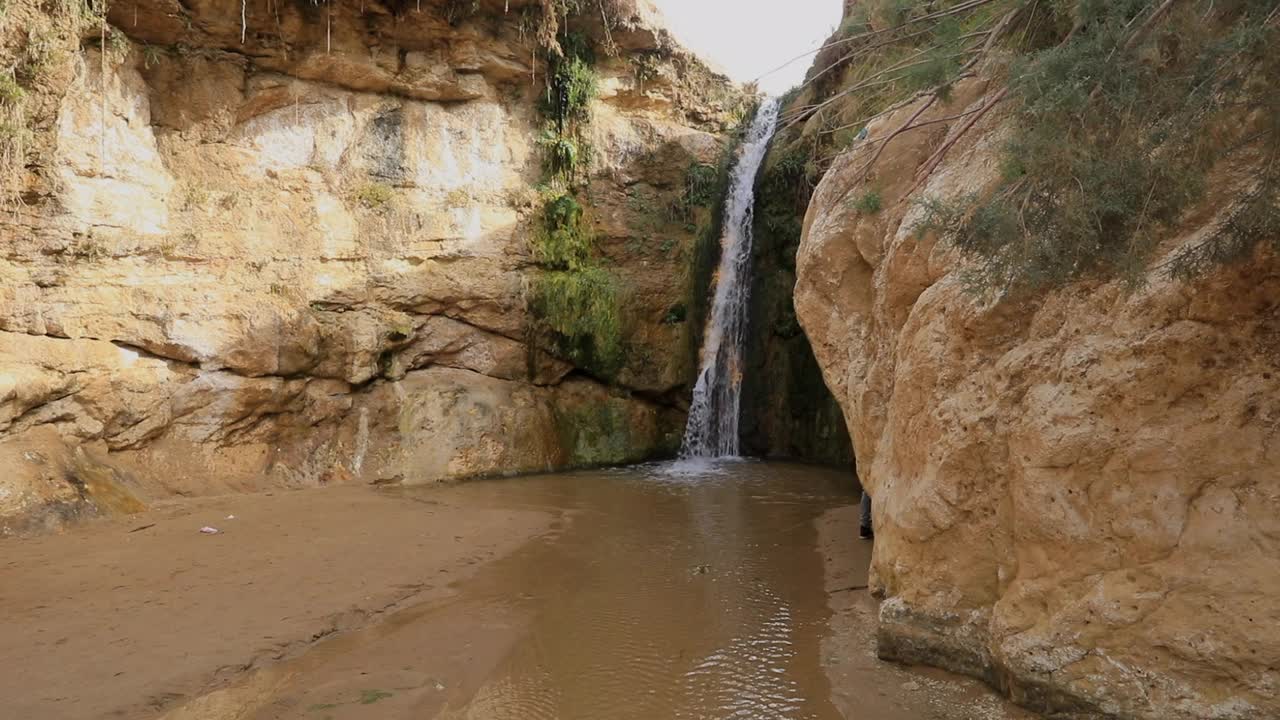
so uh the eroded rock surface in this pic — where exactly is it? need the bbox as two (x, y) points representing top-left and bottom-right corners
(0, 0), (741, 533)
(794, 78), (1280, 719)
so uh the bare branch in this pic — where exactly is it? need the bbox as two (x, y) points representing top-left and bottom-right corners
(1125, 0), (1180, 51)
(911, 86), (1009, 189)
(752, 0), (1012, 89)
(856, 95), (938, 184)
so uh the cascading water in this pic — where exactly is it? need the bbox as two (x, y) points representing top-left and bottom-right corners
(680, 98), (781, 459)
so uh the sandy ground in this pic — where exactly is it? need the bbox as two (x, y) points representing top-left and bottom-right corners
(0, 485), (554, 720)
(818, 506), (1036, 720)
(1, 476), (1036, 720)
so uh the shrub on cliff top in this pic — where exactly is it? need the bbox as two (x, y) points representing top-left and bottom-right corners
(787, 0), (1279, 296)
(915, 0), (1280, 295)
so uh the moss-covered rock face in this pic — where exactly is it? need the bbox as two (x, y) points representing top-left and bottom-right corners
(0, 0), (744, 532)
(738, 111), (854, 469)
(552, 390), (682, 468)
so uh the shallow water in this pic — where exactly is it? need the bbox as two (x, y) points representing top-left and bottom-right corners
(213, 460), (858, 720)
(430, 460), (854, 720)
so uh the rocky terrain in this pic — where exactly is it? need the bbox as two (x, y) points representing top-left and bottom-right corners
(0, 0), (746, 534)
(792, 10), (1280, 720)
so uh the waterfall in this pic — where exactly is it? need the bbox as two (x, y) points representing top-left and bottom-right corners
(680, 98), (781, 459)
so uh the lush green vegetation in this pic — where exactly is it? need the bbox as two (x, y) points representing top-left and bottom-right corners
(753, 144), (811, 277)
(788, 0), (1280, 296)
(919, 0), (1280, 294)
(684, 162), (719, 207)
(741, 133), (856, 467)
(525, 14), (623, 377)
(530, 193), (623, 371)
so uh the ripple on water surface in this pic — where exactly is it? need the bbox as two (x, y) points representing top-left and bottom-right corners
(434, 461), (856, 720)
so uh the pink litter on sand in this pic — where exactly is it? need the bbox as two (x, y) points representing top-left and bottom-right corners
(199, 526), (220, 535)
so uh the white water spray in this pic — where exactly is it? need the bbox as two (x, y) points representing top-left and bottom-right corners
(680, 98), (780, 459)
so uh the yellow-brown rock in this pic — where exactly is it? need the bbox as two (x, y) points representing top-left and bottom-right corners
(0, 0), (742, 533)
(794, 79), (1280, 718)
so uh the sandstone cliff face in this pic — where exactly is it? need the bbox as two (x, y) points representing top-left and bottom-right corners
(795, 77), (1280, 718)
(0, 0), (742, 534)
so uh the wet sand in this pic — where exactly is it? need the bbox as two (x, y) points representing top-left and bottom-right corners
(153, 461), (854, 720)
(2, 462), (1031, 720)
(0, 485), (555, 720)
(817, 507), (1034, 720)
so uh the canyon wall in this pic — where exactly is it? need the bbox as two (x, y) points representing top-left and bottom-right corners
(0, 0), (742, 534)
(794, 67), (1279, 720)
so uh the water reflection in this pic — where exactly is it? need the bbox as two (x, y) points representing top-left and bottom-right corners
(435, 461), (854, 720)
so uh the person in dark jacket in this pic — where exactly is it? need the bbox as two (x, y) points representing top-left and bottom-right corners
(859, 491), (873, 540)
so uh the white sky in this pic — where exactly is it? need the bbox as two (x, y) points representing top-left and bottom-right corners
(650, 0), (844, 95)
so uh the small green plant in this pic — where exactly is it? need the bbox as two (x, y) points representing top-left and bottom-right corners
(764, 144), (817, 208)
(180, 183), (209, 209)
(538, 128), (581, 181)
(630, 51), (661, 90)
(84, 20), (130, 64)
(539, 38), (597, 134)
(21, 29), (64, 81)
(534, 193), (591, 269)
(685, 163), (718, 207)
(105, 26), (128, 62)
(69, 236), (106, 261)
(142, 44), (164, 69)
(358, 689), (393, 705)
(529, 190), (623, 374)
(352, 182), (395, 209)
(0, 73), (24, 106)
(851, 189), (882, 215)
(444, 187), (470, 208)
(533, 31), (597, 187)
